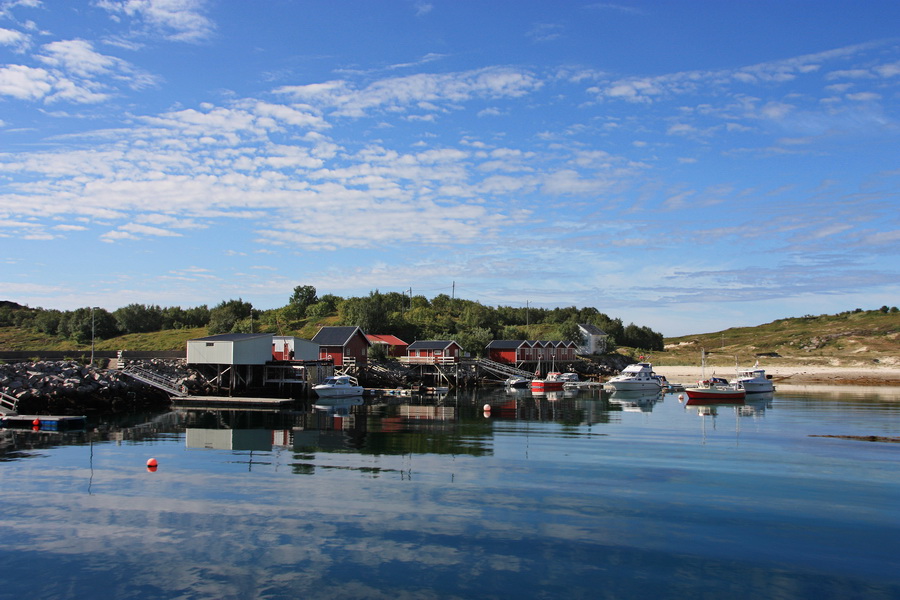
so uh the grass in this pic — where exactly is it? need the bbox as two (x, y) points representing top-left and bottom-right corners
(1, 310), (898, 368)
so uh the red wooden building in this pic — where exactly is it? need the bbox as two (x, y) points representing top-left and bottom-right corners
(403, 340), (463, 364)
(365, 334), (409, 358)
(311, 326), (369, 367)
(486, 339), (577, 365)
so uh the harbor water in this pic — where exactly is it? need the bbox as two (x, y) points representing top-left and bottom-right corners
(1, 385), (898, 599)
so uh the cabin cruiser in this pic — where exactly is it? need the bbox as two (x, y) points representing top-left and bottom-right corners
(604, 363), (662, 392)
(312, 375), (364, 398)
(731, 365), (775, 393)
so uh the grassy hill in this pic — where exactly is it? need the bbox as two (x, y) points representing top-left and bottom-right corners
(1, 309), (898, 369)
(650, 309), (900, 370)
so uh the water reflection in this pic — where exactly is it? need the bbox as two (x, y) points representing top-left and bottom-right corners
(607, 388), (664, 412)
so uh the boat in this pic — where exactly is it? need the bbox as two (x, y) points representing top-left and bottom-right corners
(531, 371), (565, 392)
(604, 363), (662, 392)
(731, 363), (775, 393)
(683, 350), (746, 403)
(684, 379), (746, 403)
(505, 376), (530, 389)
(312, 375), (364, 398)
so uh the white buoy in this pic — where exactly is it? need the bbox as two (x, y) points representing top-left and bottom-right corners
(483, 404), (491, 411)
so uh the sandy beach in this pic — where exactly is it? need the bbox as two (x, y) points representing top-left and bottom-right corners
(652, 365), (900, 388)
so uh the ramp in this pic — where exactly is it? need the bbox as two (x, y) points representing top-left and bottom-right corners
(122, 366), (189, 397)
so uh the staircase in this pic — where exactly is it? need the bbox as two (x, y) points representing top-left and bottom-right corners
(0, 390), (18, 415)
(476, 358), (534, 380)
(122, 366), (189, 397)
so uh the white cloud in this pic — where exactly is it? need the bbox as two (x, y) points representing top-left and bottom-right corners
(0, 26), (30, 51)
(96, 0), (215, 43)
(275, 67), (543, 117)
(0, 64), (53, 99)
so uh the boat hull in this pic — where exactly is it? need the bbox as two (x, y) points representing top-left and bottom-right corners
(605, 380), (661, 392)
(313, 386), (363, 398)
(739, 381), (775, 394)
(531, 380), (564, 392)
(684, 388), (746, 403)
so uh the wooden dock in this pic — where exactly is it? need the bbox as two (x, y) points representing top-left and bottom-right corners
(1, 414), (87, 431)
(171, 395), (297, 409)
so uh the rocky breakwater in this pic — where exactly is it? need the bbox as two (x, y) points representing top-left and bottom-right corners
(0, 359), (190, 415)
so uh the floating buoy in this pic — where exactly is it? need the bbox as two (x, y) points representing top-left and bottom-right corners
(678, 394), (684, 402)
(32, 418), (40, 426)
(146, 457), (158, 468)
(483, 404), (491, 411)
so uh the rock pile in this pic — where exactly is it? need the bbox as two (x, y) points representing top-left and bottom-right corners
(0, 359), (190, 414)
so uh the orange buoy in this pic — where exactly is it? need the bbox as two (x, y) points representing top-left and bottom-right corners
(146, 457), (158, 468)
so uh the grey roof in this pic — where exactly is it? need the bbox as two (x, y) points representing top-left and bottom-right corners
(407, 340), (459, 350)
(190, 333), (272, 342)
(312, 326), (367, 347)
(486, 340), (528, 349)
(578, 323), (606, 336)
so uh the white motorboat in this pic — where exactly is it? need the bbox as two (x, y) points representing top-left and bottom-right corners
(731, 364), (775, 393)
(312, 375), (364, 398)
(604, 362), (662, 392)
(505, 376), (530, 389)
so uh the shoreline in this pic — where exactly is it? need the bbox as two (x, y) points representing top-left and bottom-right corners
(652, 365), (900, 387)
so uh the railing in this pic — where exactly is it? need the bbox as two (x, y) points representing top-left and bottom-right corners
(0, 390), (18, 414)
(122, 366), (189, 397)
(476, 358), (534, 379)
(399, 356), (459, 365)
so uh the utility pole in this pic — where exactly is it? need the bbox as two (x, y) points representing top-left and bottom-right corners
(452, 281), (455, 299)
(90, 307), (99, 365)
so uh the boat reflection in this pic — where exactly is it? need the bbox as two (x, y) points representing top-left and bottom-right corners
(607, 388), (664, 412)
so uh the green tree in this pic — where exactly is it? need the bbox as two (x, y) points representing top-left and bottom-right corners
(114, 303), (163, 334)
(556, 321), (584, 345)
(208, 299), (254, 334)
(289, 285), (318, 313)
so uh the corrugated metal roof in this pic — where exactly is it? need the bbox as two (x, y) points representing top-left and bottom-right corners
(366, 334), (408, 346)
(486, 340), (527, 349)
(579, 323), (607, 336)
(190, 333), (272, 342)
(312, 326), (367, 346)
(407, 340), (459, 350)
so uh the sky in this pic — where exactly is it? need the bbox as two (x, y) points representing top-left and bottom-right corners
(1, 0), (899, 337)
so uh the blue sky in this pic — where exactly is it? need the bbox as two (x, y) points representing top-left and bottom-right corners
(1, 0), (898, 337)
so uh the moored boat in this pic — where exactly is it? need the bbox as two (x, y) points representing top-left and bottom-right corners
(532, 371), (565, 392)
(731, 364), (775, 393)
(604, 363), (661, 392)
(684, 376), (746, 403)
(312, 375), (364, 398)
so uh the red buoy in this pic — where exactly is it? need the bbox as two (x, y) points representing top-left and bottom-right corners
(146, 457), (158, 468)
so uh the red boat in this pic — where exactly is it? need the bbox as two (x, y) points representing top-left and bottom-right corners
(532, 371), (565, 392)
(684, 377), (746, 403)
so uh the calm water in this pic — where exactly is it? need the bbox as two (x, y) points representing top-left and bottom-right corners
(1, 386), (899, 600)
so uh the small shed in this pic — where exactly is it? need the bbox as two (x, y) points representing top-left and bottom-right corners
(272, 336), (319, 361)
(311, 326), (369, 367)
(405, 340), (463, 364)
(187, 333), (274, 365)
(365, 334), (409, 358)
(578, 323), (608, 355)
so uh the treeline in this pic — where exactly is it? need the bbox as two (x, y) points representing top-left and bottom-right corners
(0, 286), (666, 355)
